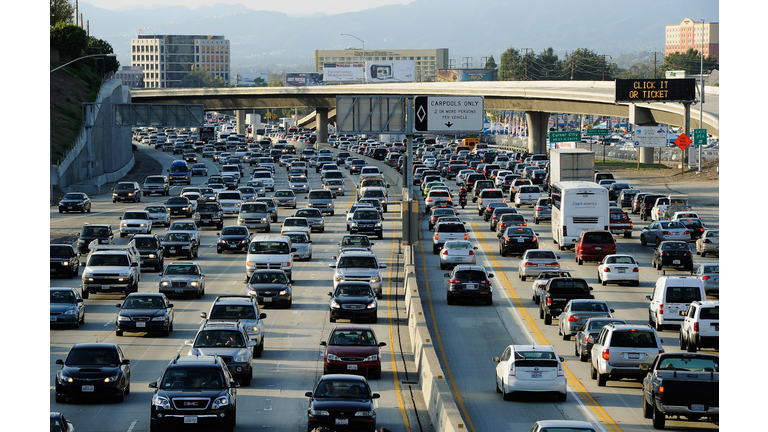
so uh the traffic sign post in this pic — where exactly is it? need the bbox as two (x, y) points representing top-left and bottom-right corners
(693, 128), (707, 146)
(414, 96), (484, 133)
(674, 133), (692, 175)
(548, 130), (581, 143)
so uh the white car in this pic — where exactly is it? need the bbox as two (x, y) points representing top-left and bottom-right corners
(518, 249), (560, 281)
(359, 166), (382, 179)
(251, 171), (275, 191)
(144, 205), (171, 227)
(119, 210), (153, 237)
(514, 185), (542, 208)
(596, 254), (640, 286)
(217, 190), (243, 216)
(494, 170), (514, 188)
(493, 344), (567, 401)
(456, 169), (475, 186)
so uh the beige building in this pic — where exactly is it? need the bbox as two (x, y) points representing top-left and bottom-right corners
(130, 35), (230, 89)
(665, 18), (719, 60)
(315, 48), (449, 82)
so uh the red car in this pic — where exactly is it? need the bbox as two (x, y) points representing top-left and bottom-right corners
(608, 210), (633, 238)
(574, 230), (617, 265)
(321, 325), (386, 379)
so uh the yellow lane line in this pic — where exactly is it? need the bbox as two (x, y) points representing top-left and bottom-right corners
(470, 222), (623, 432)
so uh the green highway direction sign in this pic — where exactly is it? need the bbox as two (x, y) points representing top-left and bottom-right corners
(693, 128), (707, 146)
(549, 130), (582, 143)
(584, 128), (609, 136)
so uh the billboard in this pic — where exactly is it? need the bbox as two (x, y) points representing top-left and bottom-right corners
(236, 72), (269, 86)
(437, 69), (494, 82)
(632, 125), (669, 148)
(323, 63), (365, 83)
(364, 60), (415, 83)
(285, 73), (324, 87)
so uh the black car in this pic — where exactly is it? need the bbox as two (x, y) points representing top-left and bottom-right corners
(55, 343), (131, 403)
(483, 202), (509, 221)
(112, 181), (142, 203)
(306, 374), (380, 432)
(162, 232), (199, 259)
(652, 240), (694, 272)
(608, 182), (631, 201)
(50, 412), (75, 432)
(498, 226), (539, 257)
(489, 207), (518, 231)
(51, 243), (80, 278)
(115, 293), (174, 337)
(76, 224), (114, 255)
(349, 209), (383, 239)
(216, 226), (252, 254)
(445, 264), (494, 305)
(678, 218), (706, 241)
(195, 201), (224, 229)
(328, 282), (378, 323)
(58, 192), (92, 213)
(132, 234), (164, 271)
(222, 175), (238, 190)
(245, 269), (293, 308)
(149, 355), (238, 432)
(165, 196), (194, 217)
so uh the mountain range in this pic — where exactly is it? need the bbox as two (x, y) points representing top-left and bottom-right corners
(79, 0), (719, 73)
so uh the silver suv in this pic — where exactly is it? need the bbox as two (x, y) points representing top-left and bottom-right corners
(185, 321), (255, 386)
(306, 189), (335, 215)
(201, 296), (267, 357)
(238, 202), (271, 233)
(329, 251), (387, 299)
(590, 323), (664, 387)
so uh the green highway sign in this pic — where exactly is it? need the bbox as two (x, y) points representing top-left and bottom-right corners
(584, 128), (609, 136)
(549, 131), (582, 143)
(693, 128), (707, 146)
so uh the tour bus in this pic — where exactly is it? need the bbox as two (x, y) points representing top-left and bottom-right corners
(550, 181), (610, 250)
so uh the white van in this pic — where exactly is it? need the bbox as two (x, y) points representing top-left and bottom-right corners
(245, 235), (295, 280)
(645, 276), (706, 331)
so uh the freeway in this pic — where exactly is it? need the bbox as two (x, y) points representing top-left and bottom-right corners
(49, 142), (434, 432)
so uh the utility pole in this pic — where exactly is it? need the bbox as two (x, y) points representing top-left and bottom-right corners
(570, 51), (575, 80)
(521, 48), (532, 80)
(462, 57), (473, 69)
(480, 56), (487, 69)
(651, 51), (664, 78)
(600, 54), (612, 81)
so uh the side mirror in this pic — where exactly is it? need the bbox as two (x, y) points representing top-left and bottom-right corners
(149, 382), (158, 389)
(200, 312), (208, 319)
(379, 342), (387, 347)
(184, 340), (193, 346)
(320, 341), (327, 346)
(327, 292), (333, 296)
(492, 356), (500, 363)
(609, 309), (615, 313)
(589, 286), (594, 290)
(488, 274), (494, 278)
(379, 264), (388, 269)
(115, 303), (122, 308)
(305, 391), (313, 398)
(645, 295), (652, 301)
(443, 272), (450, 278)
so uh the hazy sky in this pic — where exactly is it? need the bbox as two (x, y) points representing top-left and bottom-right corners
(83, 0), (416, 15)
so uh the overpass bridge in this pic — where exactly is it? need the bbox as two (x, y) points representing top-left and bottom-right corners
(130, 80), (719, 154)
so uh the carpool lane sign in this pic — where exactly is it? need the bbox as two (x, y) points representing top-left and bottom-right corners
(414, 96), (484, 132)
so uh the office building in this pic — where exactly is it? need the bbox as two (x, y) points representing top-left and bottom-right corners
(665, 18), (719, 61)
(130, 35), (230, 88)
(114, 66), (144, 89)
(315, 48), (449, 83)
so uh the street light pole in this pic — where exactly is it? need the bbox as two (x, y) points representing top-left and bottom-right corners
(50, 53), (117, 73)
(698, 19), (705, 173)
(340, 34), (364, 52)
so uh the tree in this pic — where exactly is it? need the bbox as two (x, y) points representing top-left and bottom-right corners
(561, 48), (613, 81)
(86, 36), (119, 74)
(498, 48), (525, 81)
(177, 68), (226, 88)
(660, 48), (718, 76)
(268, 72), (285, 86)
(51, 0), (74, 27)
(253, 77), (268, 87)
(485, 55), (498, 79)
(50, 22), (87, 59)
(527, 47), (560, 81)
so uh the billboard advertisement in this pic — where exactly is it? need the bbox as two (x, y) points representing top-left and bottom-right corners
(364, 60), (415, 83)
(285, 73), (324, 86)
(437, 69), (494, 82)
(236, 72), (269, 86)
(323, 63), (365, 83)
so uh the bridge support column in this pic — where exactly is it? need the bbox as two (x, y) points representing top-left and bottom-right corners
(639, 147), (655, 164)
(316, 108), (328, 148)
(525, 111), (549, 154)
(236, 110), (245, 135)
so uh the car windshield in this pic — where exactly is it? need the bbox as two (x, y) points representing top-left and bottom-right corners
(314, 380), (371, 398)
(123, 212), (148, 220)
(63, 193), (85, 200)
(123, 296), (166, 309)
(51, 245), (75, 258)
(66, 348), (119, 366)
(335, 284), (374, 296)
(284, 218), (308, 227)
(87, 254), (129, 266)
(248, 241), (289, 254)
(702, 265), (719, 274)
(611, 331), (657, 348)
(662, 242), (689, 251)
(582, 232), (614, 243)
(171, 223), (196, 230)
(657, 356), (718, 372)
(219, 193), (240, 200)
(133, 237), (158, 248)
(524, 251), (557, 260)
(241, 204), (266, 213)
(164, 233), (191, 242)
(445, 241), (472, 250)
(238, 188), (255, 194)
(571, 301), (609, 312)
(660, 221), (685, 229)
(165, 265), (198, 275)
(309, 191), (332, 199)
(607, 256), (635, 264)
(222, 227), (248, 236)
(338, 256), (377, 269)
(296, 210), (321, 218)
(51, 290), (76, 303)
(81, 226), (109, 237)
(161, 367), (225, 390)
(548, 279), (590, 294)
(285, 233), (307, 244)
(588, 319), (625, 331)
(330, 329), (377, 346)
(194, 330), (245, 348)
(209, 304), (256, 319)
(454, 270), (487, 281)
(355, 211), (380, 220)
(275, 191), (294, 197)
(145, 206), (167, 214)
(341, 236), (371, 247)
(167, 197), (188, 205)
(115, 183), (134, 190)
(145, 177), (164, 184)
(364, 190), (384, 198)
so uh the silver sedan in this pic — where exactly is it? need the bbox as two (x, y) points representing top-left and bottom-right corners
(640, 220), (691, 246)
(696, 229), (719, 257)
(558, 299), (614, 341)
(696, 263), (719, 296)
(439, 240), (477, 270)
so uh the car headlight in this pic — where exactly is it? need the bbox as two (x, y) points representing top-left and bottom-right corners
(326, 353), (341, 361)
(112, 193), (118, 197)
(140, 223), (147, 227)
(63, 308), (77, 315)
(148, 254), (157, 259)
(330, 300), (341, 309)
(235, 353), (249, 363)
(103, 374), (119, 383)
(121, 223), (128, 228)
(375, 222), (382, 227)
(247, 326), (261, 335)
(355, 410), (375, 416)
(153, 395), (171, 409)
(310, 409), (330, 416)
(150, 316), (166, 322)
(370, 275), (381, 283)
(61, 261), (71, 266)
(117, 315), (131, 322)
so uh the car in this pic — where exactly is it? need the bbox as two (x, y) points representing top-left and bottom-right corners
(607, 182), (631, 201)
(165, 196), (194, 218)
(245, 269), (294, 307)
(159, 261), (206, 298)
(652, 240), (694, 272)
(50, 287), (85, 328)
(294, 208), (325, 233)
(76, 223), (114, 255)
(280, 217), (311, 237)
(679, 300), (719, 352)
(498, 226), (539, 257)
(185, 320), (255, 385)
(306, 188), (335, 215)
(329, 251), (387, 298)
(216, 226), (252, 254)
(142, 176), (170, 197)
(337, 234), (374, 255)
(677, 217), (706, 241)
(482, 201), (509, 222)
(518, 249), (560, 281)
(476, 188), (506, 216)
(646, 276), (706, 331)
(495, 213), (527, 235)
(273, 189), (297, 209)
(112, 181), (142, 203)
(428, 207), (460, 231)
(640, 220), (691, 246)
(574, 230), (617, 265)
(236, 186), (258, 201)
(305, 374), (380, 432)
(54, 343), (131, 403)
(115, 292), (174, 337)
(191, 162), (208, 176)
(618, 188), (641, 209)
(323, 178), (346, 196)
(492, 344), (567, 401)
(119, 210), (153, 237)
(349, 207), (384, 239)
(514, 185), (542, 208)
(327, 282), (378, 323)
(533, 196), (552, 224)
(130, 233), (164, 271)
(201, 295), (267, 357)
(144, 204), (171, 227)
(289, 176), (310, 193)
(445, 264), (494, 305)
(527, 420), (597, 432)
(574, 317), (628, 362)
(321, 325), (385, 379)
(284, 231), (312, 261)
(50, 412), (75, 432)
(590, 324), (664, 387)
(148, 354), (238, 432)
(58, 192), (92, 213)
(695, 263), (719, 295)
(439, 240), (477, 270)
(50, 244), (80, 278)
(162, 232), (198, 259)
(530, 270), (572, 305)
(597, 254), (640, 286)
(254, 197), (278, 223)
(558, 299), (615, 341)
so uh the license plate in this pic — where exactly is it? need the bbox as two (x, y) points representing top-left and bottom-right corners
(335, 419), (349, 426)
(102, 285), (110, 290)
(531, 372), (542, 378)
(347, 364), (358, 370)
(618, 268), (626, 273)
(184, 416), (198, 424)
(175, 289), (183, 293)
(82, 385), (94, 392)
(68, 206), (73, 209)
(51, 269), (56, 272)
(628, 353), (640, 359)
(691, 404), (705, 412)
(50, 316), (57, 321)
(673, 260), (680, 264)
(595, 247), (602, 250)
(466, 284), (478, 290)
(136, 322), (146, 328)
(202, 219), (210, 223)
(263, 297), (272, 302)
(517, 237), (525, 242)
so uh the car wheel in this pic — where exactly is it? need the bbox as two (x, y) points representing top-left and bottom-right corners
(652, 403), (666, 429)
(578, 257), (583, 265)
(500, 247), (506, 257)
(502, 387), (513, 401)
(656, 261), (662, 271)
(643, 394), (653, 419)
(655, 315), (664, 332)
(687, 338), (698, 353)
(520, 275), (526, 282)
(533, 295), (540, 305)
(254, 341), (264, 358)
(534, 218), (539, 224)
(700, 251), (706, 257)
(579, 345), (589, 362)
(82, 290), (89, 299)
(544, 313), (552, 325)
(557, 392), (567, 402)
(679, 332), (686, 349)
(162, 328), (170, 337)
(539, 305), (544, 319)
(602, 278), (607, 286)
(596, 370), (607, 387)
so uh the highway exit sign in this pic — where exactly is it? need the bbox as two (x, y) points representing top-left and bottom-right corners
(693, 128), (707, 146)
(584, 128), (609, 136)
(549, 131), (581, 143)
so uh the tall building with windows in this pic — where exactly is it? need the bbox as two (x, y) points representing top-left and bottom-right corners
(115, 66), (144, 89)
(315, 48), (448, 83)
(130, 35), (230, 88)
(665, 18), (719, 61)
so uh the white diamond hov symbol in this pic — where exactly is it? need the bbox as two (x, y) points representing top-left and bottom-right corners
(417, 105), (426, 122)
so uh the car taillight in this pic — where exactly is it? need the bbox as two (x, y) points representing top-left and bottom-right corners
(603, 267), (610, 272)
(468, 250), (474, 255)
(535, 207), (542, 211)
(700, 228), (705, 232)
(434, 234), (439, 241)
(693, 322), (699, 333)
(545, 262), (557, 267)
(558, 364), (564, 377)
(532, 235), (537, 242)
(481, 280), (491, 285)
(508, 365), (516, 377)
(659, 304), (663, 315)
(686, 252), (692, 257)
(524, 262), (537, 267)
(633, 267), (639, 272)
(601, 349), (609, 361)
(658, 252), (665, 256)
(493, 215), (499, 220)
(547, 298), (552, 305)
(701, 275), (710, 281)
(464, 234), (468, 240)
(563, 226), (567, 236)
(703, 239), (712, 244)
(568, 315), (579, 322)
(662, 231), (671, 235)
(441, 250), (449, 256)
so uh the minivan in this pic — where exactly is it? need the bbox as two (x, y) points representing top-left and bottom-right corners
(645, 276), (706, 331)
(245, 235), (296, 280)
(168, 160), (191, 185)
(575, 230), (617, 265)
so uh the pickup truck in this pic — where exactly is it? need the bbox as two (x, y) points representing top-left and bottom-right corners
(652, 195), (691, 221)
(642, 353), (719, 429)
(539, 277), (595, 325)
(609, 209), (633, 238)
